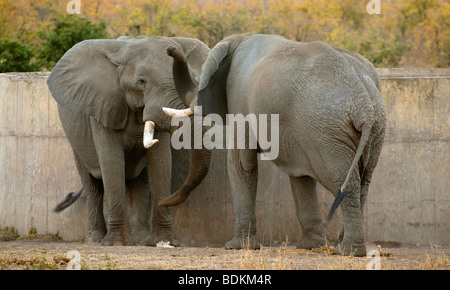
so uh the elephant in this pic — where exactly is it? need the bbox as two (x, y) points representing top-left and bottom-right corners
(158, 33), (387, 256)
(47, 36), (212, 246)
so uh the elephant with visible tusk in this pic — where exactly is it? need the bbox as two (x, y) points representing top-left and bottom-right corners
(47, 36), (211, 246)
(159, 34), (386, 256)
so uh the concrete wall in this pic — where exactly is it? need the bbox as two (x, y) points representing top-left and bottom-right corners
(367, 68), (449, 246)
(0, 69), (449, 247)
(0, 73), (86, 241)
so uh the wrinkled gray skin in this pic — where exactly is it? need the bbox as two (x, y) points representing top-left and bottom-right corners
(47, 36), (211, 246)
(161, 34), (386, 256)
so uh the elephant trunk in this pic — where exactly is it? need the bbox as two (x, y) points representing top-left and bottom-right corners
(163, 46), (198, 118)
(157, 45), (212, 207)
(167, 45), (196, 108)
(158, 121), (211, 207)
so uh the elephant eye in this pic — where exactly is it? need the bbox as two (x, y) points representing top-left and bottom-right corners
(137, 78), (146, 88)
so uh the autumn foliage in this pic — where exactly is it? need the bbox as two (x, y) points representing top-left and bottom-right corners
(1, 0), (449, 72)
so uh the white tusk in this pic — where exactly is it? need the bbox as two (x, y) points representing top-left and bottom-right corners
(162, 107), (194, 118)
(143, 120), (159, 149)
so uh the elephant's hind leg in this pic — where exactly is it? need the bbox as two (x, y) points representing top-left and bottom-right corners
(225, 149), (259, 250)
(316, 144), (367, 256)
(86, 178), (106, 243)
(73, 153), (107, 243)
(336, 182), (366, 257)
(289, 176), (327, 249)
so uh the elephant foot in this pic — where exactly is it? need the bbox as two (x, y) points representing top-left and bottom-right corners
(225, 236), (260, 250)
(131, 226), (151, 246)
(101, 229), (136, 246)
(85, 227), (106, 243)
(335, 241), (366, 257)
(149, 227), (180, 247)
(297, 233), (326, 250)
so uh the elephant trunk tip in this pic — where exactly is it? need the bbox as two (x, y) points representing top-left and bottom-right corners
(166, 46), (186, 63)
(167, 45), (176, 56)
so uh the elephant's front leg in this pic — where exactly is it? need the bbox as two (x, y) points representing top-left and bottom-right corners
(127, 169), (151, 245)
(91, 120), (134, 246)
(226, 149), (259, 250)
(147, 132), (180, 246)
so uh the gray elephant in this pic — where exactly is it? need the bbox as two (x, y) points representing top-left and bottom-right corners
(158, 34), (387, 256)
(47, 36), (212, 246)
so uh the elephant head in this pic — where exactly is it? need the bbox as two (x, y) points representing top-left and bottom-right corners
(47, 36), (212, 206)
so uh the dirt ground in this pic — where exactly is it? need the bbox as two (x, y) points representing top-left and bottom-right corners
(0, 238), (448, 270)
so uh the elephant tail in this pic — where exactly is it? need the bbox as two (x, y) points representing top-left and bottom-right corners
(327, 124), (372, 223)
(54, 187), (84, 213)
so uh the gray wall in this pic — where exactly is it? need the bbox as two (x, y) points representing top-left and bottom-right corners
(0, 69), (449, 247)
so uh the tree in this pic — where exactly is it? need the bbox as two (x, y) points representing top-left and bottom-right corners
(359, 36), (411, 67)
(38, 14), (107, 69)
(0, 39), (38, 73)
(179, 0), (251, 46)
(1, 0), (448, 69)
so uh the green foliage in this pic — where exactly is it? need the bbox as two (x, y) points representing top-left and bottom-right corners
(1, 0), (449, 70)
(339, 0), (366, 29)
(99, 249), (118, 270)
(359, 36), (411, 67)
(140, 0), (176, 36)
(38, 15), (107, 69)
(180, 5), (251, 47)
(0, 39), (38, 73)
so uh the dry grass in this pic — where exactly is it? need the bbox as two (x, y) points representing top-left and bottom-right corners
(235, 247), (295, 270)
(0, 239), (448, 270)
(0, 227), (19, 241)
(227, 244), (448, 270)
(381, 247), (449, 270)
(0, 226), (61, 242)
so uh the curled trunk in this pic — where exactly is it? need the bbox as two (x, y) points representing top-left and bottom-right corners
(157, 45), (212, 207)
(167, 45), (196, 108)
(158, 118), (211, 207)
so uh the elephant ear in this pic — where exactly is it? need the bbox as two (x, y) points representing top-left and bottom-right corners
(47, 39), (128, 129)
(196, 34), (248, 120)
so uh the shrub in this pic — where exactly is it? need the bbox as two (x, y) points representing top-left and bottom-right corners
(0, 39), (38, 73)
(38, 15), (107, 69)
